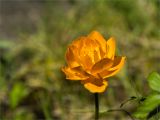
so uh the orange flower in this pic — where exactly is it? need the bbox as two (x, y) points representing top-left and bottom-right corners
(62, 31), (125, 93)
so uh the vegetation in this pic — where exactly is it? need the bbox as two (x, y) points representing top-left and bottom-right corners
(0, 0), (159, 119)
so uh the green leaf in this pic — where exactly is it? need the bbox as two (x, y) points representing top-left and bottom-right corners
(9, 83), (29, 108)
(147, 72), (160, 92)
(133, 93), (160, 119)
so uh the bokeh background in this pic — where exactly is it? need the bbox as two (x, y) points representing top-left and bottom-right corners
(0, 0), (159, 120)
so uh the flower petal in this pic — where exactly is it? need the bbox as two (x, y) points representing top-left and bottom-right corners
(71, 37), (85, 49)
(106, 37), (116, 59)
(81, 77), (108, 93)
(65, 46), (79, 68)
(100, 56), (125, 79)
(62, 66), (89, 80)
(66, 37), (86, 68)
(91, 58), (113, 74)
(79, 37), (101, 70)
(100, 69), (119, 79)
(109, 56), (126, 71)
(88, 31), (107, 50)
(79, 54), (94, 72)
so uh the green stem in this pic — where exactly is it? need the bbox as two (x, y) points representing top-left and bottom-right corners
(95, 93), (99, 120)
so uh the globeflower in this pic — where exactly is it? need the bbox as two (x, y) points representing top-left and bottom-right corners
(62, 31), (125, 93)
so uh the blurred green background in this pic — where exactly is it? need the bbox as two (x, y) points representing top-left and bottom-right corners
(0, 0), (159, 120)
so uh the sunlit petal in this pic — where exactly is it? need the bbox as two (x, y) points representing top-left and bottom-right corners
(81, 77), (108, 93)
(62, 66), (89, 80)
(65, 46), (79, 68)
(106, 37), (116, 59)
(79, 37), (101, 70)
(109, 56), (126, 71)
(100, 57), (125, 79)
(88, 31), (107, 53)
(91, 58), (113, 74)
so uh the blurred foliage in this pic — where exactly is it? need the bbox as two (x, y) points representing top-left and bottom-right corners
(0, 0), (160, 119)
(9, 82), (30, 109)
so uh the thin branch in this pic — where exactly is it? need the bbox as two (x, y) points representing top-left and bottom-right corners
(107, 108), (135, 120)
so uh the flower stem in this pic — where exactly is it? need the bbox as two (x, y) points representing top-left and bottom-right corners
(95, 93), (99, 120)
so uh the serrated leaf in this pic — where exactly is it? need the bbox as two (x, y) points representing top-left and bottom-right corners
(133, 93), (160, 119)
(147, 72), (160, 92)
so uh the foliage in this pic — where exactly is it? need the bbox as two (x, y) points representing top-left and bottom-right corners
(9, 83), (30, 109)
(0, 0), (159, 119)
